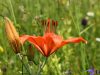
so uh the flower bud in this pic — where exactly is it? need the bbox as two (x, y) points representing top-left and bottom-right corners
(81, 17), (88, 26)
(27, 44), (34, 61)
(5, 17), (21, 54)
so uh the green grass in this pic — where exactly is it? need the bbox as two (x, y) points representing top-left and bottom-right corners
(0, 0), (100, 75)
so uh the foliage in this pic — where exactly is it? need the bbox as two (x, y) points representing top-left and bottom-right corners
(0, 0), (100, 75)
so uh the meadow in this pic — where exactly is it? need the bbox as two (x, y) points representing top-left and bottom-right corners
(0, 0), (100, 75)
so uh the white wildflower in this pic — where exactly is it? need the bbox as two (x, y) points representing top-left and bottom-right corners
(96, 38), (100, 42)
(87, 12), (94, 17)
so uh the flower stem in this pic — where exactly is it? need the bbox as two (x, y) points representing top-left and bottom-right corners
(37, 57), (48, 75)
(17, 53), (32, 75)
(22, 56), (23, 75)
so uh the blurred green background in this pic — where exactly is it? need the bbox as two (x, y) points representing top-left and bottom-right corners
(0, 0), (100, 75)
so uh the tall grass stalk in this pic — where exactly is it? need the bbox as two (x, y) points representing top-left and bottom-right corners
(8, 0), (17, 24)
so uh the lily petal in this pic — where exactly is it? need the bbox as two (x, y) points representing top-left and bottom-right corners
(60, 37), (87, 47)
(19, 35), (30, 44)
(49, 37), (87, 56)
(19, 35), (46, 55)
(28, 36), (47, 56)
(43, 33), (55, 56)
(45, 33), (63, 55)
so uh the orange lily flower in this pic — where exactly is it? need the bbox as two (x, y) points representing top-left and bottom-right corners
(20, 19), (87, 57)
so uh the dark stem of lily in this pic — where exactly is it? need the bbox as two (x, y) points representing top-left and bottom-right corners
(37, 57), (48, 75)
(17, 53), (32, 75)
(22, 56), (23, 75)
